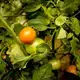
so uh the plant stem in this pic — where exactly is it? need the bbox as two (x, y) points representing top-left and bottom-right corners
(73, 10), (80, 17)
(0, 14), (27, 55)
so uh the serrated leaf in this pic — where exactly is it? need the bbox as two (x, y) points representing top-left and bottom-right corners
(7, 44), (31, 69)
(55, 15), (67, 26)
(57, 27), (66, 39)
(24, 2), (41, 12)
(33, 64), (52, 80)
(71, 17), (80, 35)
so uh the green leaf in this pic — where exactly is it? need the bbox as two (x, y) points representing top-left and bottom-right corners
(76, 57), (80, 70)
(70, 38), (78, 53)
(33, 50), (48, 62)
(28, 18), (49, 26)
(0, 20), (5, 27)
(32, 24), (48, 31)
(0, 1), (22, 18)
(0, 35), (4, 40)
(61, 0), (80, 13)
(57, 1), (64, 8)
(12, 0), (22, 9)
(47, 8), (60, 16)
(0, 55), (6, 78)
(28, 17), (49, 31)
(36, 16), (50, 25)
(33, 64), (52, 80)
(7, 44), (31, 69)
(21, 0), (35, 3)
(33, 43), (50, 62)
(41, 6), (53, 19)
(55, 15), (67, 26)
(24, 2), (41, 12)
(71, 17), (80, 35)
(0, 3), (10, 17)
(37, 43), (51, 53)
(0, 55), (6, 71)
(15, 16), (27, 25)
(67, 33), (73, 39)
(57, 27), (66, 39)
(12, 23), (24, 35)
(76, 56), (80, 71)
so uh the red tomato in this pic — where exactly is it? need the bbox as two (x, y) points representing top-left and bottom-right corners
(19, 27), (36, 44)
(66, 65), (77, 75)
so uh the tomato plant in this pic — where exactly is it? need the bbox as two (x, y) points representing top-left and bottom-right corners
(0, 0), (80, 80)
(19, 27), (36, 44)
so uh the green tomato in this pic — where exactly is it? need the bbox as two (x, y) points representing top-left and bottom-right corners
(25, 38), (45, 54)
(49, 59), (61, 70)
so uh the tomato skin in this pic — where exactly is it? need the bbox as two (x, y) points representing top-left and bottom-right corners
(49, 59), (61, 70)
(25, 38), (45, 54)
(19, 27), (36, 44)
(66, 65), (77, 75)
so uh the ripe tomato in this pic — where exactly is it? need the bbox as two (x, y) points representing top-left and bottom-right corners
(25, 38), (45, 54)
(19, 27), (36, 44)
(66, 65), (77, 75)
(49, 59), (61, 70)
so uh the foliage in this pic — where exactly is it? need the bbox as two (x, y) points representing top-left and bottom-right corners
(0, 0), (80, 79)
(33, 64), (52, 80)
